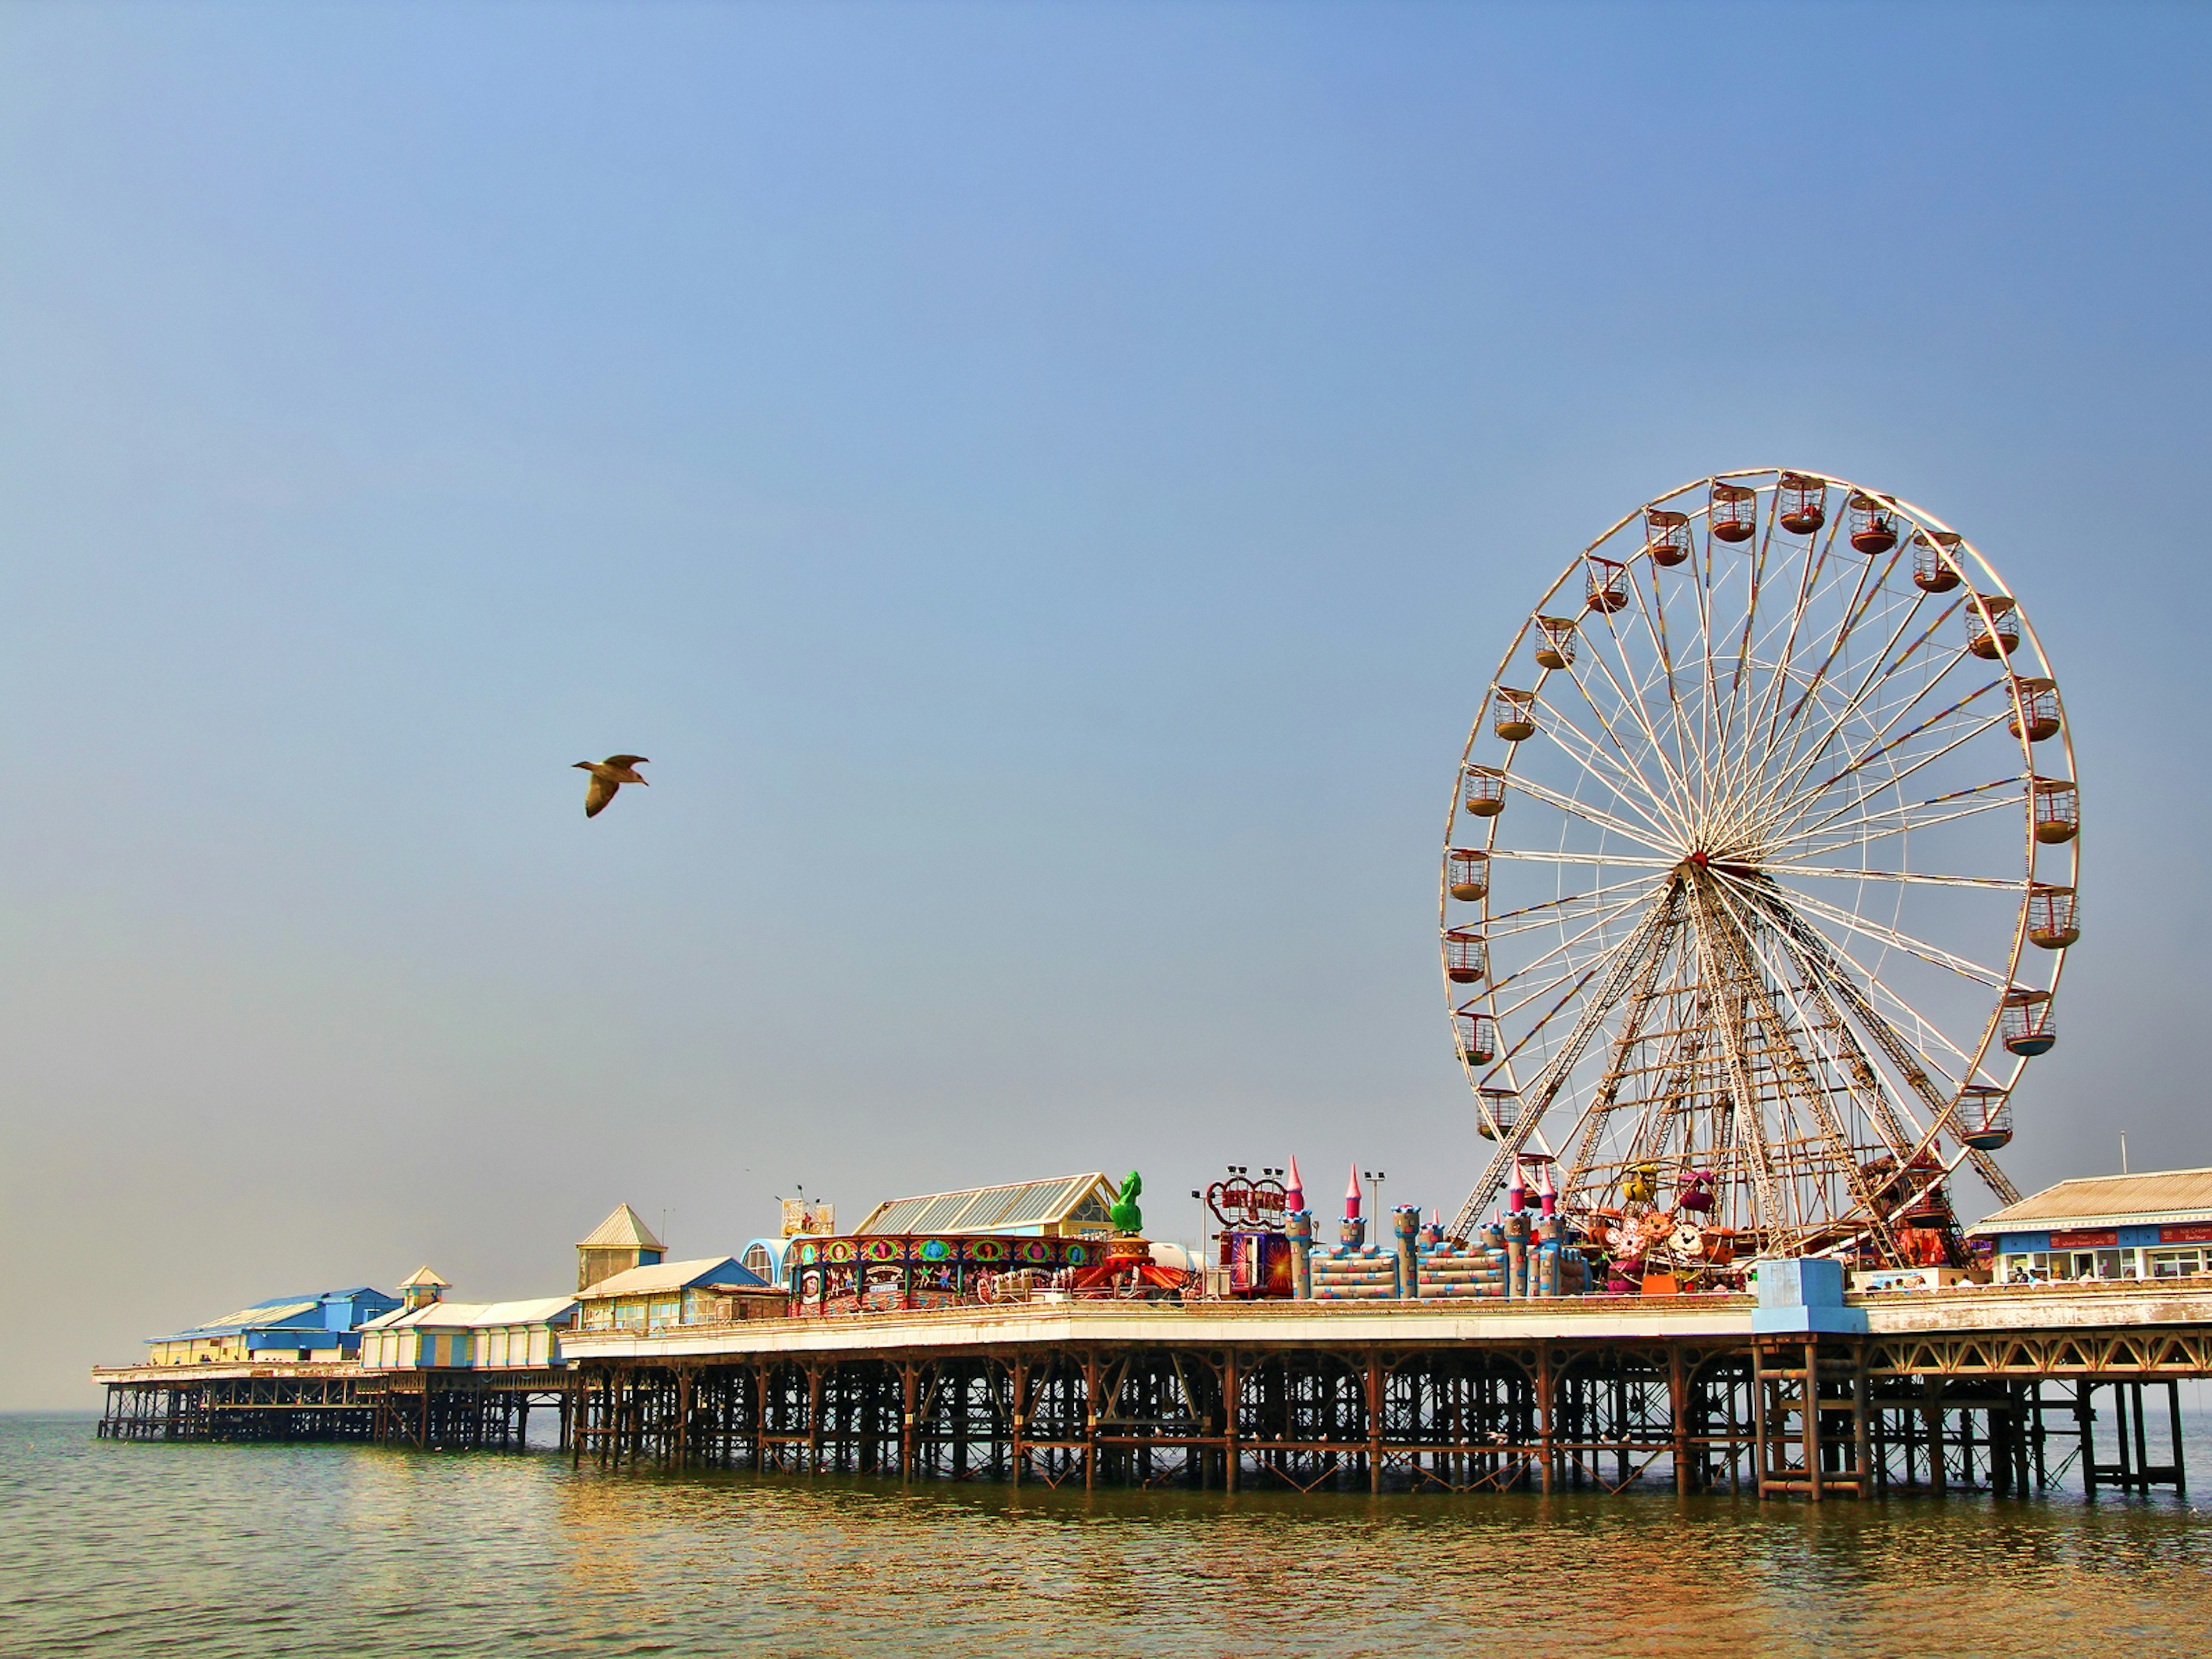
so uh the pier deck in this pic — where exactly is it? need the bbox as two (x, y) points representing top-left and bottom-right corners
(96, 1283), (2212, 1499)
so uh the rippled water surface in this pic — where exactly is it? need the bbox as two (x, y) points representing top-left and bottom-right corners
(7, 1412), (2212, 1656)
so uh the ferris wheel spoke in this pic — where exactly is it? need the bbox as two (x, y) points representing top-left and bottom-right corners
(1486, 847), (1680, 872)
(1528, 693), (1691, 844)
(1771, 791), (2026, 867)
(1482, 953), (1637, 1090)
(1763, 600), (1974, 814)
(1586, 578), (1700, 821)
(1497, 772), (1682, 857)
(1483, 892), (1664, 1003)
(1484, 895), (1657, 945)
(1760, 698), (2010, 850)
(1759, 862), (2025, 892)
(1551, 641), (1695, 836)
(1743, 533), (1840, 760)
(1747, 646), (1980, 839)
(1628, 554), (1706, 810)
(1772, 544), (1916, 744)
(1733, 875), (2010, 988)
(1808, 933), (1982, 1083)
(1766, 728), (2017, 854)
(1479, 873), (1674, 931)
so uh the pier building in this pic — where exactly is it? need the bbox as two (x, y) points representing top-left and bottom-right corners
(357, 1296), (578, 1370)
(573, 1256), (782, 1334)
(852, 1174), (1120, 1240)
(577, 1205), (666, 1290)
(1970, 1168), (2212, 1283)
(142, 1286), (398, 1366)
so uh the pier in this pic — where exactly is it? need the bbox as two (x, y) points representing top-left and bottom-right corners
(98, 1280), (2209, 1498)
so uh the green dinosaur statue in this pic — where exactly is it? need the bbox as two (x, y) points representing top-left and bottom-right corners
(1108, 1171), (1143, 1236)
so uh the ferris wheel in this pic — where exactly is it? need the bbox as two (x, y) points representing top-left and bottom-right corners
(1441, 469), (2076, 1267)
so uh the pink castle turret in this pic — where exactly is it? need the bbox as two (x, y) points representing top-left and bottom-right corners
(1537, 1162), (1558, 1217)
(1284, 1156), (1305, 1214)
(1344, 1163), (1363, 1220)
(1507, 1162), (1527, 1215)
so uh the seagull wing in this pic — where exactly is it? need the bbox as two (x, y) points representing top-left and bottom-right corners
(603, 755), (649, 768)
(584, 773), (619, 817)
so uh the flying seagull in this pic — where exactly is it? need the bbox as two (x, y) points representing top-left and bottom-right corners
(574, 755), (649, 817)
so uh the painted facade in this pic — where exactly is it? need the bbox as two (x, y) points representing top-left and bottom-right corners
(357, 1297), (578, 1370)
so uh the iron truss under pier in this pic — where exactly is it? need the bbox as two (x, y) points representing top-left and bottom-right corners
(97, 1283), (2212, 1499)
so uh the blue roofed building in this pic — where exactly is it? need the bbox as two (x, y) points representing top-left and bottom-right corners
(143, 1286), (400, 1365)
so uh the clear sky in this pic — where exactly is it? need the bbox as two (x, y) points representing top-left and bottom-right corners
(3, 2), (2207, 1406)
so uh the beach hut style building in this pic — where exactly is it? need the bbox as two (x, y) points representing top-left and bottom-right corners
(573, 1256), (782, 1334)
(357, 1295), (579, 1370)
(141, 1287), (400, 1366)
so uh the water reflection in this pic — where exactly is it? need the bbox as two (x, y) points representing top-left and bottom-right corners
(6, 1415), (2210, 1657)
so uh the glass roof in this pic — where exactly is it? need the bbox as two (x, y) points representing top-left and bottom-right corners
(853, 1173), (1115, 1236)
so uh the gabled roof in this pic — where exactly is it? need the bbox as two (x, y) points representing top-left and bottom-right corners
(399, 1265), (450, 1289)
(854, 1173), (1117, 1236)
(148, 1286), (396, 1345)
(361, 1297), (577, 1331)
(573, 1255), (770, 1299)
(578, 1204), (667, 1252)
(200, 1300), (322, 1331)
(1968, 1167), (2212, 1236)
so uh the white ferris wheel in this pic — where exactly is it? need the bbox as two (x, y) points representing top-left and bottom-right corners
(1442, 469), (2075, 1268)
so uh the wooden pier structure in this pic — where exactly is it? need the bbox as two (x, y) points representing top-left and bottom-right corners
(94, 1363), (571, 1452)
(97, 1281), (2210, 1499)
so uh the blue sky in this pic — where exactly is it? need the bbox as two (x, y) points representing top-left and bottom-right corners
(3, 2), (2208, 1403)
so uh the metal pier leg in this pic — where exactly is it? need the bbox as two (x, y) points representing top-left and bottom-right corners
(806, 1366), (824, 1474)
(1752, 1346), (1770, 1499)
(1222, 1350), (1239, 1494)
(1366, 1354), (1384, 1495)
(1669, 1345), (1691, 1497)
(1803, 1341), (1822, 1503)
(2080, 1383), (2098, 1497)
(1924, 1382), (1945, 1495)
(1852, 1350), (1872, 1499)
(2169, 1380), (2188, 1494)
(2131, 1382), (2152, 1494)
(2113, 1384), (2134, 1491)
(1536, 1344), (1554, 1497)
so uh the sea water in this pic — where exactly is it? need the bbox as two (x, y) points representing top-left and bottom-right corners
(5, 1411), (2211, 1656)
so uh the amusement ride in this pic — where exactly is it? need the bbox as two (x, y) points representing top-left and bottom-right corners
(1442, 469), (2076, 1277)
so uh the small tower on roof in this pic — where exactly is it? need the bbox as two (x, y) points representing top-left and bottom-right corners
(577, 1204), (666, 1291)
(399, 1265), (449, 1312)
